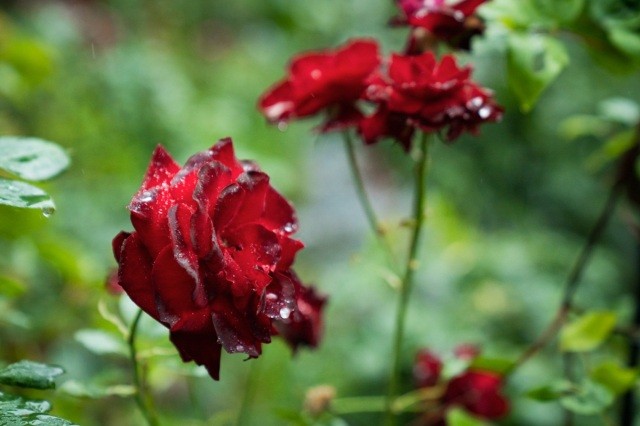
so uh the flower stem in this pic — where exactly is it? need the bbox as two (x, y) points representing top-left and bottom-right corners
(128, 309), (159, 426)
(384, 133), (431, 426)
(508, 182), (622, 374)
(342, 131), (398, 268)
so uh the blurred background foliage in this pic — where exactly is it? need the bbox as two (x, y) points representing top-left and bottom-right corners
(0, 0), (638, 425)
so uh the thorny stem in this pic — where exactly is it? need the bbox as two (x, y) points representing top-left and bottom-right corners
(128, 309), (159, 426)
(384, 133), (431, 426)
(508, 182), (622, 374)
(342, 131), (398, 269)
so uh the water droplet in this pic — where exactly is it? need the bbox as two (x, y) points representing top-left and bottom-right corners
(41, 207), (54, 218)
(235, 344), (244, 352)
(283, 223), (295, 233)
(310, 69), (322, 80)
(470, 96), (483, 108)
(478, 106), (492, 119)
(277, 121), (288, 132)
(280, 307), (291, 319)
(138, 190), (155, 202)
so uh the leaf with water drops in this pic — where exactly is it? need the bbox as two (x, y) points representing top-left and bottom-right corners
(0, 391), (75, 425)
(0, 137), (69, 181)
(0, 178), (55, 214)
(0, 360), (64, 390)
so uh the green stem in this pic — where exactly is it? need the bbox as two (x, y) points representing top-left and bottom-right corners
(384, 133), (431, 426)
(128, 309), (159, 426)
(342, 131), (398, 268)
(507, 182), (622, 375)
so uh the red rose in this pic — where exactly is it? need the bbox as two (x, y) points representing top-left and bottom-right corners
(273, 272), (328, 352)
(258, 39), (381, 131)
(394, 0), (487, 51)
(413, 346), (509, 424)
(414, 349), (443, 388)
(359, 52), (502, 148)
(112, 138), (325, 380)
(443, 371), (509, 419)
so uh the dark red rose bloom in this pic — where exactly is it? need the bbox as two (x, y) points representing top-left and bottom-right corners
(394, 0), (487, 51)
(112, 138), (325, 380)
(414, 349), (443, 388)
(273, 272), (328, 352)
(413, 346), (509, 424)
(359, 52), (502, 149)
(443, 371), (509, 419)
(258, 39), (381, 130)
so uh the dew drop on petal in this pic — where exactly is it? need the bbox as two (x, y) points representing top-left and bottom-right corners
(283, 223), (295, 233)
(478, 106), (492, 119)
(280, 307), (291, 319)
(277, 121), (288, 132)
(235, 344), (244, 352)
(138, 190), (155, 202)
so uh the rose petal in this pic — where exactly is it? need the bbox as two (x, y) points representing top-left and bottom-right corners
(170, 330), (222, 380)
(116, 233), (160, 321)
(140, 145), (180, 191)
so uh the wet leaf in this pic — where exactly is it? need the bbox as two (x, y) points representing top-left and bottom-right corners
(560, 311), (617, 352)
(0, 360), (64, 390)
(0, 178), (55, 212)
(0, 391), (75, 425)
(0, 137), (69, 181)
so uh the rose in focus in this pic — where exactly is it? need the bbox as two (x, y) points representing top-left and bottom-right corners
(112, 138), (325, 380)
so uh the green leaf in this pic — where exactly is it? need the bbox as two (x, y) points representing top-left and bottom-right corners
(480, 0), (554, 30)
(0, 178), (55, 212)
(598, 97), (640, 126)
(59, 380), (135, 399)
(590, 362), (637, 395)
(0, 275), (26, 297)
(74, 329), (129, 357)
(533, 0), (585, 23)
(446, 408), (488, 426)
(0, 391), (75, 425)
(526, 381), (573, 401)
(0, 137), (69, 181)
(585, 129), (636, 171)
(609, 27), (640, 59)
(507, 33), (569, 112)
(560, 311), (617, 352)
(559, 115), (611, 140)
(469, 357), (514, 375)
(560, 380), (614, 415)
(0, 360), (64, 390)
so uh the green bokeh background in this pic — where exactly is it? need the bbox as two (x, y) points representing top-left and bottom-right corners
(0, 1), (639, 425)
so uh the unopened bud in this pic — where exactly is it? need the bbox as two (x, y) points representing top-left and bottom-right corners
(304, 385), (336, 417)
